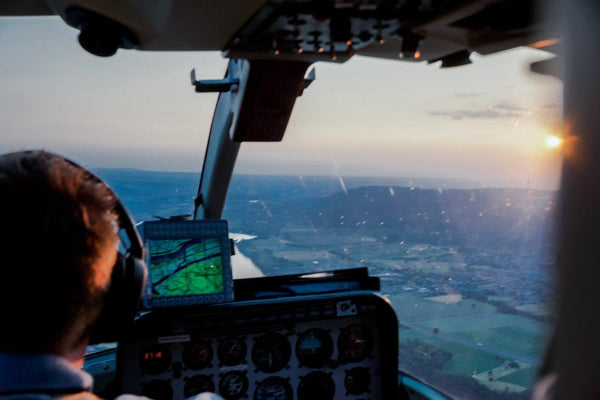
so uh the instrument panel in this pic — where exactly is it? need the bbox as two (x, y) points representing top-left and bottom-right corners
(118, 292), (397, 400)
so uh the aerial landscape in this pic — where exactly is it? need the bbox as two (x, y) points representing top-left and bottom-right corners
(100, 169), (557, 400)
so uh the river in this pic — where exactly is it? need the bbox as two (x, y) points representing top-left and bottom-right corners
(229, 233), (264, 279)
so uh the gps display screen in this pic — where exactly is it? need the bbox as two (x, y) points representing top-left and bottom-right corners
(140, 220), (234, 307)
(148, 238), (224, 298)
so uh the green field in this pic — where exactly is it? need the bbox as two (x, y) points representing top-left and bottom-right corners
(388, 293), (498, 321)
(389, 293), (548, 338)
(391, 291), (549, 392)
(456, 326), (547, 358)
(387, 293), (547, 335)
(418, 313), (546, 334)
(400, 330), (506, 376)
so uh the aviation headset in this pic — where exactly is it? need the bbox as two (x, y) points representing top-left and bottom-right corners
(66, 156), (148, 344)
(13, 151), (148, 344)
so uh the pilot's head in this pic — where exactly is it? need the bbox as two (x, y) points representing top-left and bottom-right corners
(0, 150), (118, 359)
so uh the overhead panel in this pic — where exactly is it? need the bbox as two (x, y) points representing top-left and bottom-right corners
(224, 0), (554, 64)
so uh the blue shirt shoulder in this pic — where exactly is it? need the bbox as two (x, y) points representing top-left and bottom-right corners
(0, 353), (222, 400)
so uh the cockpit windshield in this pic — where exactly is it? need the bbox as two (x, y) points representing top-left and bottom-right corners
(2, 16), (561, 400)
(220, 49), (561, 399)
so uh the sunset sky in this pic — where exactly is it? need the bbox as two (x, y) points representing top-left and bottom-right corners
(0, 17), (563, 189)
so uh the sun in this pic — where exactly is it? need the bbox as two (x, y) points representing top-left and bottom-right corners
(545, 136), (562, 148)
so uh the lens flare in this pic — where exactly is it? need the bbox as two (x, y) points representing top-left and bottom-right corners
(545, 136), (562, 148)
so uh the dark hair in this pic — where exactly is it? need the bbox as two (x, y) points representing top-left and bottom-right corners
(0, 150), (118, 352)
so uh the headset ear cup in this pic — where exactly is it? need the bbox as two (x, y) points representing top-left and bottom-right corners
(128, 255), (148, 316)
(89, 252), (147, 344)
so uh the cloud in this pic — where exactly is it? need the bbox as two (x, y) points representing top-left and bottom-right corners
(429, 101), (526, 120)
(494, 102), (525, 111)
(429, 109), (522, 120)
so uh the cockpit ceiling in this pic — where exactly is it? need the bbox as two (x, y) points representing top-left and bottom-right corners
(2, 0), (557, 63)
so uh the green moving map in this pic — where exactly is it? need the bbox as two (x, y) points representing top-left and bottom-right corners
(148, 238), (224, 297)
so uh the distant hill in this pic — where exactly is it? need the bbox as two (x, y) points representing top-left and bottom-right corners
(94, 169), (557, 267)
(308, 186), (557, 250)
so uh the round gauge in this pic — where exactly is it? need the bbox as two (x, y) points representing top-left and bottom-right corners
(344, 367), (371, 395)
(296, 328), (333, 368)
(251, 332), (291, 373)
(218, 371), (249, 400)
(140, 379), (173, 400)
(297, 371), (335, 400)
(337, 324), (374, 363)
(218, 337), (247, 366)
(254, 376), (293, 400)
(182, 340), (213, 370)
(139, 345), (172, 375)
(184, 374), (215, 398)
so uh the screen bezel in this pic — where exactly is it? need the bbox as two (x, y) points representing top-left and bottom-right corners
(139, 219), (234, 308)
